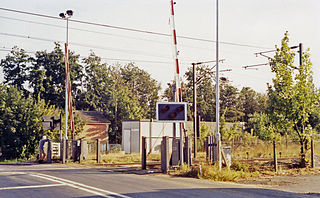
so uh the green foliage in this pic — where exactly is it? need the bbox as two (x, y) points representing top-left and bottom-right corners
(1, 46), (161, 144)
(247, 112), (274, 140)
(31, 43), (83, 108)
(81, 53), (160, 143)
(120, 63), (161, 118)
(164, 65), (262, 123)
(173, 163), (256, 182)
(267, 32), (319, 166)
(0, 84), (57, 159)
(231, 161), (249, 172)
(220, 81), (243, 122)
(0, 46), (31, 94)
(238, 87), (267, 123)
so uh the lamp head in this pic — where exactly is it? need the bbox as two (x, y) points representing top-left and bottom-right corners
(66, 10), (73, 16)
(59, 13), (65, 18)
(220, 77), (227, 81)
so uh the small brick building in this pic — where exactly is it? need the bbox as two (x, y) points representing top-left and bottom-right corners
(75, 111), (111, 144)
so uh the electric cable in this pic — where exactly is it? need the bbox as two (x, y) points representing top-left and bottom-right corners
(0, 7), (272, 49)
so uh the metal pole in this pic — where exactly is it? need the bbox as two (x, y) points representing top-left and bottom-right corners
(311, 135), (315, 168)
(215, 0), (222, 170)
(96, 139), (101, 163)
(142, 136), (147, 170)
(170, 0), (183, 165)
(193, 63), (197, 159)
(66, 18), (69, 45)
(299, 43), (303, 66)
(64, 17), (68, 141)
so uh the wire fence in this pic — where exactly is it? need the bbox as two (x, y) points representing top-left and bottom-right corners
(51, 136), (319, 170)
(194, 137), (320, 169)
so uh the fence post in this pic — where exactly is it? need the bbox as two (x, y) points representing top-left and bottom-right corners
(97, 139), (101, 163)
(80, 139), (88, 163)
(47, 140), (52, 163)
(65, 140), (69, 160)
(273, 140), (278, 172)
(142, 136), (147, 170)
(311, 136), (315, 168)
(184, 137), (192, 166)
(211, 136), (214, 164)
(62, 138), (66, 164)
(72, 140), (78, 162)
(214, 133), (222, 170)
(161, 136), (169, 173)
(206, 137), (209, 161)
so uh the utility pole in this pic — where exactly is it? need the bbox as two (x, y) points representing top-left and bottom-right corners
(191, 59), (227, 160)
(215, 0), (222, 170)
(192, 63), (197, 159)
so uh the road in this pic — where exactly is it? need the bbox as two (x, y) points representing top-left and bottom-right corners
(0, 163), (319, 198)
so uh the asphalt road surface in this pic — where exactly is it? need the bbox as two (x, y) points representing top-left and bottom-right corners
(0, 163), (319, 198)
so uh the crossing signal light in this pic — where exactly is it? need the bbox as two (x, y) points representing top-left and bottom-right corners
(162, 105), (170, 112)
(156, 102), (187, 122)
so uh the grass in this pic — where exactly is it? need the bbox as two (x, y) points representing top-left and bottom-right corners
(227, 141), (301, 160)
(172, 162), (259, 182)
(0, 158), (31, 163)
(96, 152), (160, 164)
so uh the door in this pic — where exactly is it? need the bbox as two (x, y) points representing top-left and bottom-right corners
(123, 130), (131, 153)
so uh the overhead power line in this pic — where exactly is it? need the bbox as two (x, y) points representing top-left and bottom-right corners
(0, 46), (190, 65)
(0, 7), (272, 49)
(0, 32), (172, 59)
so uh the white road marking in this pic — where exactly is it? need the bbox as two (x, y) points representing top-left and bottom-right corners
(31, 173), (131, 198)
(0, 172), (27, 175)
(0, 184), (66, 190)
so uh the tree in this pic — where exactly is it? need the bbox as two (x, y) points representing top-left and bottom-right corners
(120, 63), (160, 118)
(247, 112), (274, 140)
(81, 55), (155, 143)
(103, 64), (144, 143)
(219, 80), (243, 122)
(267, 32), (319, 166)
(238, 87), (267, 123)
(180, 65), (216, 121)
(0, 47), (31, 95)
(0, 84), (57, 159)
(80, 52), (110, 111)
(30, 43), (83, 109)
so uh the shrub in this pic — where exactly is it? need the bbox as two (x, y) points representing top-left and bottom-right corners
(231, 161), (249, 172)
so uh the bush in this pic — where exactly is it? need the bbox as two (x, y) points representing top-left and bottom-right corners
(231, 161), (249, 172)
(173, 163), (256, 182)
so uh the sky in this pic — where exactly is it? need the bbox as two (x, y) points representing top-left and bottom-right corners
(0, 0), (319, 94)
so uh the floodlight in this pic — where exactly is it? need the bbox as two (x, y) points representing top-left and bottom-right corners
(59, 13), (65, 18)
(66, 10), (73, 16)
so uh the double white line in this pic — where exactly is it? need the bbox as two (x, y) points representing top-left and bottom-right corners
(31, 173), (131, 198)
(0, 171), (131, 198)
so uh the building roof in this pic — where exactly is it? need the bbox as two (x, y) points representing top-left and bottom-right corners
(75, 111), (111, 124)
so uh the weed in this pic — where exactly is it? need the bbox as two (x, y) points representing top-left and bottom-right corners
(172, 163), (257, 182)
(231, 161), (249, 172)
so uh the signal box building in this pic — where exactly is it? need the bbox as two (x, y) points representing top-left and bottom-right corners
(122, 119), (180, 154)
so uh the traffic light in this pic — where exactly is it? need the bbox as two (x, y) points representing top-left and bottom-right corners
(156, 102), (187, 122)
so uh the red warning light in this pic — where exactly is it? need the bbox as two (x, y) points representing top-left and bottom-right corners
(169, 112), (177, 118)
(162, 105), (170, 112)
(177, 105), (184, 112)
(156, 102), (187, 122)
